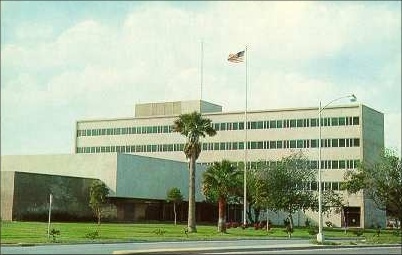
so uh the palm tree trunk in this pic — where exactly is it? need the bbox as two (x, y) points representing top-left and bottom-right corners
(218, 197), (227, 233)
(188, 155), (197, 233)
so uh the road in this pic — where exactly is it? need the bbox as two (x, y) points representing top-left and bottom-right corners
(1, 239), (400, 254)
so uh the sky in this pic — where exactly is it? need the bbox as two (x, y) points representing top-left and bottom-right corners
(1, 1), (401, 156)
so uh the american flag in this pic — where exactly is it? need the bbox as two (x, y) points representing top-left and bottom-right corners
(227, 50), (245, 63)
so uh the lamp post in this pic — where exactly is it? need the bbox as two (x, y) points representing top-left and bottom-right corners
(317, 94), (357, 243)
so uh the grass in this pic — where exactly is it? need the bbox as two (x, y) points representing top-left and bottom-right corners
(1, 221), (401, 245)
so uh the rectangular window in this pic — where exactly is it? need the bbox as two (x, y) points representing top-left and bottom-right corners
(338, 117), (346, 126)
(339, 138), (345, 147)
(249, 121), (257, 129)
(331, 117), (339, 126)
(339, 160), (346, 169)
(270, 141), (276, 149)
(311, 118), (318, 127)
(220, 123), (226, 131)
(214, 143), (219, 150)
(257, 141), (263, 149)
(290, 140), (296, 148)
(297, 140), (304, 148)
(270, 120), (276, 128)
(290, 119), (296, 128)
(250, 142), (257, 149)
(220, 142), (226, 150)
(332, 160), (338, 169)
(332, 139), (339, 147)
(353, 138), (360, 147)
(276, 141), (283, 149)
(239, 142), (244, 150)
(311, 139), (318, 148)
(353, 117), (359, 125)
(276, 120), (282, 128)
(257, 121), (263, 129)
(232, 142), (238, 150)
(297, 119), (303, 127)
(233, 122), (238, 130)
(239, 122), (244, 130)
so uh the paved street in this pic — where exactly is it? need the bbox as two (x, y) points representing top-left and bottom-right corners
(1, 239), (400, 254)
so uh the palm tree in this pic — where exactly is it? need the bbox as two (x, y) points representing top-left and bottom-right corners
(202, 160), (243, 233)
(173, 111), (216, 233)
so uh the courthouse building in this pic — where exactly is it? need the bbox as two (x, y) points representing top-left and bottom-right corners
(2, 100), (385, 227)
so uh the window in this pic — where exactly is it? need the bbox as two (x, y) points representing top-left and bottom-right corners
(331, 117), (339, 126)
(297, 119), (303, 127)
(332, 160), (338, 169)
(232, 142), (238, 150)
(239, 142), (244, 150)
(353, 138), (360, 147)
(311, 139), (318, 148)
(257, 121), (263, 129)
(214, 143), (219, 150)
(239, 122), (244, 130)
(220, 142), (226, 150)
(297, 140), (304, 148)
(270, 141), (276, 149)
(332, 139), (339, 147)
(270, 120), (276, 128)
(276, 120), (283, 128)
(338, 117), (346, 126)
(220, 123), (226, 131)
(249, 121), (257, 129)
(276, 141), (283, 149)
(257, 141), (263, 149)
(311, 118), (318, 127)
(233, 122), (239, 130)
(290, 119), (296, 128)
(353, 117), (359, 125)
(290, 140), (296, 148)
(339, 160), (346, 169)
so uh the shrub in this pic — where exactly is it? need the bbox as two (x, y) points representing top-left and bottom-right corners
(307, 226), (318, 235)
(351, 228), (364, 237)
(325, 221), (333, 228)
(153, 228), (166, 236)
(49, 228), (60, 242)
(85, 230), (99, 239)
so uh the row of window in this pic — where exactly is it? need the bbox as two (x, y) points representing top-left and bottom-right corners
(76, 116), (360, 137)
(76, 137), (359, 155)
(203, 138), (360, 151)
(201, 159), (360, 171)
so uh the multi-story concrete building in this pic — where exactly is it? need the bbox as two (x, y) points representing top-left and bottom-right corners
(74, 100), (385, 228)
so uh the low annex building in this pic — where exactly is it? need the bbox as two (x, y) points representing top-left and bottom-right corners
(1, 153), (216, 222)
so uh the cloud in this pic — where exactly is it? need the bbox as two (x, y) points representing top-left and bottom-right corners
(1, 1), (400, 155)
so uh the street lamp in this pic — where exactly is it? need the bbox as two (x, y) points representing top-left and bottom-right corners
(317, 94), (357, 243)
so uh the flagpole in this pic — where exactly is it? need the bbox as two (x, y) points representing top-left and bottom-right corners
(243, 45), (248, 226)
(200, 40), (204, 101)
(47, 193), (52, 239)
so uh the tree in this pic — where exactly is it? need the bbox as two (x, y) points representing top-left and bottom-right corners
(344, 148), (402, 225)
(258, 152), (317, 230)
(173, 111), (216, 233)
(89, 180), (109, 225)
(202, 160), (243, 233)
(166, 187), (183, 225)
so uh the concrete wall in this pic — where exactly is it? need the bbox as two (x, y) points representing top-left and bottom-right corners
(1, 171), (15, 221)
(115, 154), (206, 201)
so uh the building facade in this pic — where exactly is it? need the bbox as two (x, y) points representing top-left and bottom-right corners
(74, 100), (385, 228)
(1, 153), (215, 222)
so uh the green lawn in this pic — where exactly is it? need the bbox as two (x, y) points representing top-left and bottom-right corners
(1, 221), (401, 245)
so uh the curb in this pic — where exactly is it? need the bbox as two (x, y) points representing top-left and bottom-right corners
(112, 244), (401, 254)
